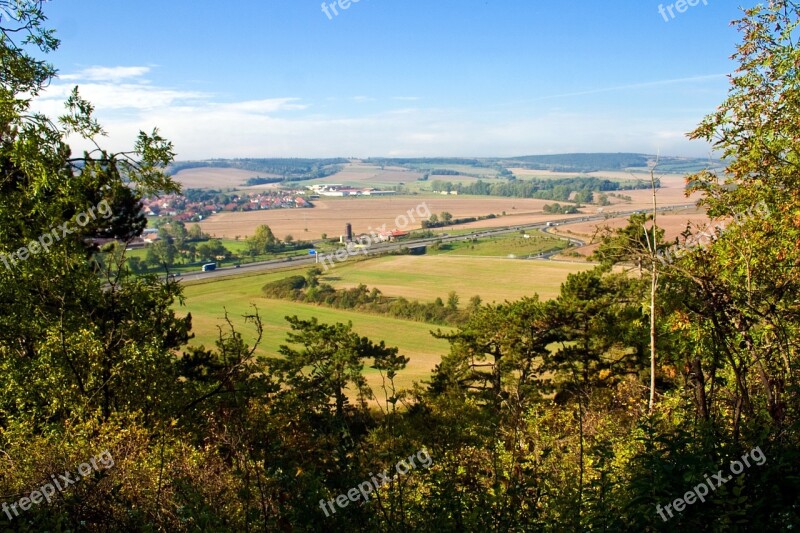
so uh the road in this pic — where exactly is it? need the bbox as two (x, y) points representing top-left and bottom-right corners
(174, 205), (696, 283)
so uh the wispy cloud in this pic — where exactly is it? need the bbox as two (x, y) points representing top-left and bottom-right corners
(37, 83), (209, 111)
(60, 66), (153, 82)
(211, 98), (309, 114)
(32, 65), (714, 159)
(48, 65), (207, 110)
(500, 74), (728, 106)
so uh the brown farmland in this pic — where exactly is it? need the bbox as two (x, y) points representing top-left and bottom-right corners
(198, 196), (556, 239)
(197, 174), (703, 240)
(172, 167), (277, 189)
(551, 208), (713, 257)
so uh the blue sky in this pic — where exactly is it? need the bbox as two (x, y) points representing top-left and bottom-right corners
(35, 0), (745, 160)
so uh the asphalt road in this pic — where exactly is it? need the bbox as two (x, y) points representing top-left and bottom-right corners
(174, 205), (696, 283)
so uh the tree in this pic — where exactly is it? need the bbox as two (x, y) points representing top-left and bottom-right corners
(127, 256), (143, 273)
(268, 316), (406, 424)
(446, 291), (459, 311)
(678, 0), (800, 429)
(188, 223), (204, 240)
(591, 200), (669, 412)
(169, 220), (188, 249)
(196, 239), (228, 262)
(574, 190), (593, 204)
(0, 1), (195, 431)
(432, 297), (557, 410)
(246, 224), (277, 255)
(146, 238), (177, 267)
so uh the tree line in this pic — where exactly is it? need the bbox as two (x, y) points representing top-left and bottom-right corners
(262, 268), (480, 326)
(430, 176), (657, 201)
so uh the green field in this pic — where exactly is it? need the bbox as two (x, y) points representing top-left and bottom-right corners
(124, 238), (313, 275)
(178, 245), (594, 389)
(178, 266), (453, 390)
(429, 230), (568, 257)
(321, 255), (591, 302)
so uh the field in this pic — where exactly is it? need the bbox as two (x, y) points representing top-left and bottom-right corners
(429, 231), (568, 257)
(179, 264), (453, 390)
(310, 162), (423, 186)
(198, 175), (700, 241)
(179, 253), (592, 389)
(179, 162), (706, 390)
(551, 208), (712, 257)
(172, 167), (275, 189)
(197, 196), (556, 240)
(322, 255), (592, 303)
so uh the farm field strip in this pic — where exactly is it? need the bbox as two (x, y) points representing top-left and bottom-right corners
(197, 196), (556, 239)
(180, 276), (452, 390)
(320, 255), (592, 303)
(179, 253), (592, 386)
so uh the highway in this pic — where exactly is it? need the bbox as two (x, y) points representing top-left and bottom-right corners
(174, 205), (696, 283)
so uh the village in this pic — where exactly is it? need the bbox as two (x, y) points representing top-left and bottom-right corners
(140, 189), (313, 223)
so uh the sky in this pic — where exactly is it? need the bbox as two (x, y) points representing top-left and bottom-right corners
(32, 0), (746, 160)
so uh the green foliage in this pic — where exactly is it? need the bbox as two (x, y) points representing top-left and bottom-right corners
(263, 272), (470, 326)
(591, 212), (665, 269)
(1, 2), (800, 530)
(543, 202), (580, 214)
(431, 176), (656, 200)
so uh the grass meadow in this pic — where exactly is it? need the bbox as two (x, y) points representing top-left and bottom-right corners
(178, 253), (593, 389)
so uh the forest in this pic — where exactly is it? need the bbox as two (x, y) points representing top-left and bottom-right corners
(0, 2), (798, 531)
(429, 176), (657, 201)
(168, 158), (347, 179)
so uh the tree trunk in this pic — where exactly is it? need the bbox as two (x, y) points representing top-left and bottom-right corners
(648, 165), (659, 412)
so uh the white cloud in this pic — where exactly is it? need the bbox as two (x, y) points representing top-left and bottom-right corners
(501, 74), (728, 105)
(42, 66), (208, 111)
(30, 65), (714, 159)
(60, 66), (153, 82)
(212, 99), (309, 114)
(39, 83), (208, 110)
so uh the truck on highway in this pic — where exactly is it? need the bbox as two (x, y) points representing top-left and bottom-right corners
(201, 262), (217, 272)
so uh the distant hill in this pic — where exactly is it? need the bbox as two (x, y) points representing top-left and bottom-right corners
(168, 158), (348, 179)
(167, 154), (724, 190)
(504, 153), (649, 172)
(500, 153), (722, 174)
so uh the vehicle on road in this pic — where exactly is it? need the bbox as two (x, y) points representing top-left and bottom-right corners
(201, 263), (217, 272)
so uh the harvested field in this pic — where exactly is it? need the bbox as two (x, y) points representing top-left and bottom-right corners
(172, 167), (277, 189)
(312, 163), (423, 185)
(198, 196), (555, 239)
(324, 255), (592, 303)
(551, 208), (712, 258)
(196, 173), (703, 239)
